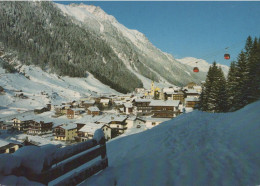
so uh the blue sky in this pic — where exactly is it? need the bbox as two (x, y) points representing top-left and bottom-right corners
(58, 1), (260, 65)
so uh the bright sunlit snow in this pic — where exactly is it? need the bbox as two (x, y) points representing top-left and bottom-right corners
(80, 101), (260, 186)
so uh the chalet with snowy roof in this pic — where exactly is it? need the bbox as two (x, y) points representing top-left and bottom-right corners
(0, 139), (22, 154)
(27, 119), (53, 135)
(67, 108), (85, 119)
(149, 100), (180, 118)
(12, 117), (33, 132)
(54, 124), (77, 141)
(133, 98), (153, 116)
(81, 100), (95, 109)
(183, 89), (200, 98)
(185, 97), (200, 108)
(123, 102), (133, 115)
(34, 106), (50, 114)
(125, 116), (145, 129)
(135, 88), (146, 94)
(76, 123), (103, 142)
(163, 89), (185, 102)
(87, 106), (100, 116)
(97, 115), (128, 137)
(100, 99), (111, 107)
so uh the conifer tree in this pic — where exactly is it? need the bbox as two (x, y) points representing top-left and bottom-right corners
(232, 51), (249, 110)
(199, 62), (227, 112)
(246, 37), (260, 103)
(226, 61), (238, 111)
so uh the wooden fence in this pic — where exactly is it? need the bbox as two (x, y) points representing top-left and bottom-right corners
(10, 137), (108, 185)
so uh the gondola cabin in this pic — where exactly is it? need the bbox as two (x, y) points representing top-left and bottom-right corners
(193, 67), (199, 73)
(224, 54), (230, 60)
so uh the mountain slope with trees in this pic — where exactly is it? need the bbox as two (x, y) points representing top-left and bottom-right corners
(0, 1), (206, 93)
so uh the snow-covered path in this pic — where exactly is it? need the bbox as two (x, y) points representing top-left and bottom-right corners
(81, 101), (260, 186)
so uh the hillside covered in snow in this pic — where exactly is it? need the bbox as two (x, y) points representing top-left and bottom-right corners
(0, 65), (119, 118)
(81, 101), (260, 186)
(0, 1), (206, 93)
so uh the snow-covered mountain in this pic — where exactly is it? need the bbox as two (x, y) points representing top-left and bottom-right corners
(177, 57), (229, 76)
(54, 3), (207, 87)
(80, 100), (260, 186)
(0, 1), (206, 93)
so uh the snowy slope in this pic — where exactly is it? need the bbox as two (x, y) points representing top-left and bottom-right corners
(81, 101), (260, 186)
(177, 57), (229, 76)
(0, 65), (119, 118)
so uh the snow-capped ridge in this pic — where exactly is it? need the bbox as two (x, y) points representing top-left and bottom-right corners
(177, 57), (229, 75)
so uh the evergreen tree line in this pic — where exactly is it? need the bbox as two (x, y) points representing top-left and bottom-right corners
(198, 36), (260, 112)
(0, 2), (143, 93)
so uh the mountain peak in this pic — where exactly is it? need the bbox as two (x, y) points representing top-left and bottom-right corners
(68, 3), (116, 22)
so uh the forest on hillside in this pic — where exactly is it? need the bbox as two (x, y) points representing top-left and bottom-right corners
(0, 1), (143, 93)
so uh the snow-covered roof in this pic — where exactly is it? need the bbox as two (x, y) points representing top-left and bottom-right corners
(88, 106), (100, 112)
(79, 123), (102, 133)
(71, 108), (85, 112)
(185, 97), (199, 102)
(127, 116), (137, 121)
(141, 117), (171, 122)
(60, 124), (77, 130)
(75, 115), (104, 124)
(97, 114), (127, 124)
(100, 99), (110, 103)
(83, 100), (95, 104)
(114, 101), (123, 105)
(13, 115), (36, 121)
(124, 102), (133, 108)
(0, 139), (9, 148)
(149, 100), (180, 107)
(185, 89), (199, 94)
(134, 99), (152, 103)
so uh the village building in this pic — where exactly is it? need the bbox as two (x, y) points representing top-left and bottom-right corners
(133, 98), (153, 116)
(67, 108), (85, 119)
(76, 123), (103, 142)
(81, 100), (95, 109)
(125, 116), (145, 129)
(149, 100), (180, 118)
(87, 106), (100, 116)
(27, 119), (53, 135)
(123, 102), (133, 115)
(12, 117), (33, 132)
(183, 89), (200, 98)
(34, 106), (50, 114)
(100, 98), (111, 107)
(141, 117), (171, 128)
(0, 139), (22, 154)
(97, 115), (128, 138)
(135, 88), (146, 94)
(185, 97), (200, 108)
(54, 124), (77, 141)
